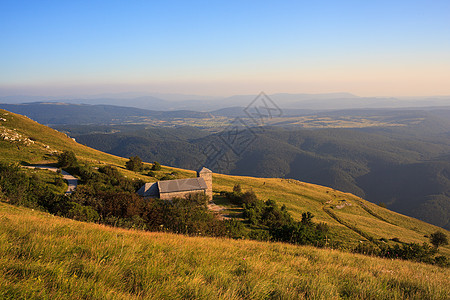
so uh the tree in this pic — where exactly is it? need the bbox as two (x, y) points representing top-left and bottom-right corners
(301, 212), (314, 226)
(430, 231), (448, 248)
(151, 161), (161, 171)
(126, 156), (143, 172)
(58, 150), (78, 168)
(233, 184), (242, 194)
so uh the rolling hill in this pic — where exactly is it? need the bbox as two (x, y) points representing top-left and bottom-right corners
(1, 108), (450, 298)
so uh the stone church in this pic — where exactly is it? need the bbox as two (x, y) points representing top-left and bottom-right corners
(137, 167), (213, 201)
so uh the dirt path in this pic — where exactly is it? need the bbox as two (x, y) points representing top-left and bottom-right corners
(207, 202), (231, 220)
(23, 165), (78, 194)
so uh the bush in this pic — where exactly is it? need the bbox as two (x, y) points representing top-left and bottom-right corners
(249, 229), (271, 241)
(430, 231), (448, 248)
(54, 176), (65, 187)
(434, 255), (449, 267)
(125, 156), (143, 172)
(233, 184), (242, 194)
(301, 212), (314, 226)
(353, 242), (379, 256)
(378, 242), (437, 263)
(66, 202), (99, 222)
(58, 150), (78, 168)
(224, 219), (247, 239)
(270, 221), (327, 246)
(159, 175), (175, 181)
(316, 222), (329, 234)
(151, 161), (161, 171)
(160, 193), (225, 236)
(0, 163), (51, 208)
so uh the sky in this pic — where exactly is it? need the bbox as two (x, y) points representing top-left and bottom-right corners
(1, 0), (450, 97)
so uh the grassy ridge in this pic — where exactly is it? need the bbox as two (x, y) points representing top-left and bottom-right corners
(0, 109), (126, 166)
(1, 108), (449, 255)
(1, 202), (449, 299)
(212, 174), (450, 255)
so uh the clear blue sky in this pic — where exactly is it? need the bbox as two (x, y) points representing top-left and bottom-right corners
(1, 0), (449, 96)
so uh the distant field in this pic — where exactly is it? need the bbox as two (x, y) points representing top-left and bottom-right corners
(1, 202), (449, 299)
(115, 115), (424, 130)
(267, 115), (423, 128)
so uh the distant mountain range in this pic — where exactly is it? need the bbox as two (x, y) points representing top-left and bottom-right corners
(0, 102), (213, 125)
(1, 92), (450, 111)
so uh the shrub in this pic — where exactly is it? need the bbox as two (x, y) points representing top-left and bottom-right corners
(430, 231), (448, 248)
(125, 156), (143, 172)
(54, 176), (65, 187)
(66, 202), (99, 222)
(151, 161), (161, 171)
(353, 242), (379, 256)
(301, 212), (314, 226)
(249, 229), (271, 241)
(58, 150), (78, 168)
(159, 174), (175, 181)
(0, 163), (50, 208)
(161, 193), (225, 236)
(270, 222), (326, 246)
(434, 255), (449, 267)
(378, 242), (437, 263)
(224, 219), (247, 239)
(316, 222), (329, 234)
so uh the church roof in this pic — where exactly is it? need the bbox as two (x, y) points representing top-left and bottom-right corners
(157, 177), (207, 194)
(137, 182), (159, 197)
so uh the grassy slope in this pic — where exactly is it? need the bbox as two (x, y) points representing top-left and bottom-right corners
(0, 109), (125, 165)
(213, 174), (450, 255)
(1, 202), (449, 299)
(1, 108), (449, 255)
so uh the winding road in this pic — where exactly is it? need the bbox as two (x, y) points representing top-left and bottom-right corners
(23, 165), (78, 194)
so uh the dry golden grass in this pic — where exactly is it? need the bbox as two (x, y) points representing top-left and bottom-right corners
(212, 173), (450, 254)
(1, 202), (449, 299)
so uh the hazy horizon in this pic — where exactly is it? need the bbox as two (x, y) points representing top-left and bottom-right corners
(2, 88), (450, 101)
